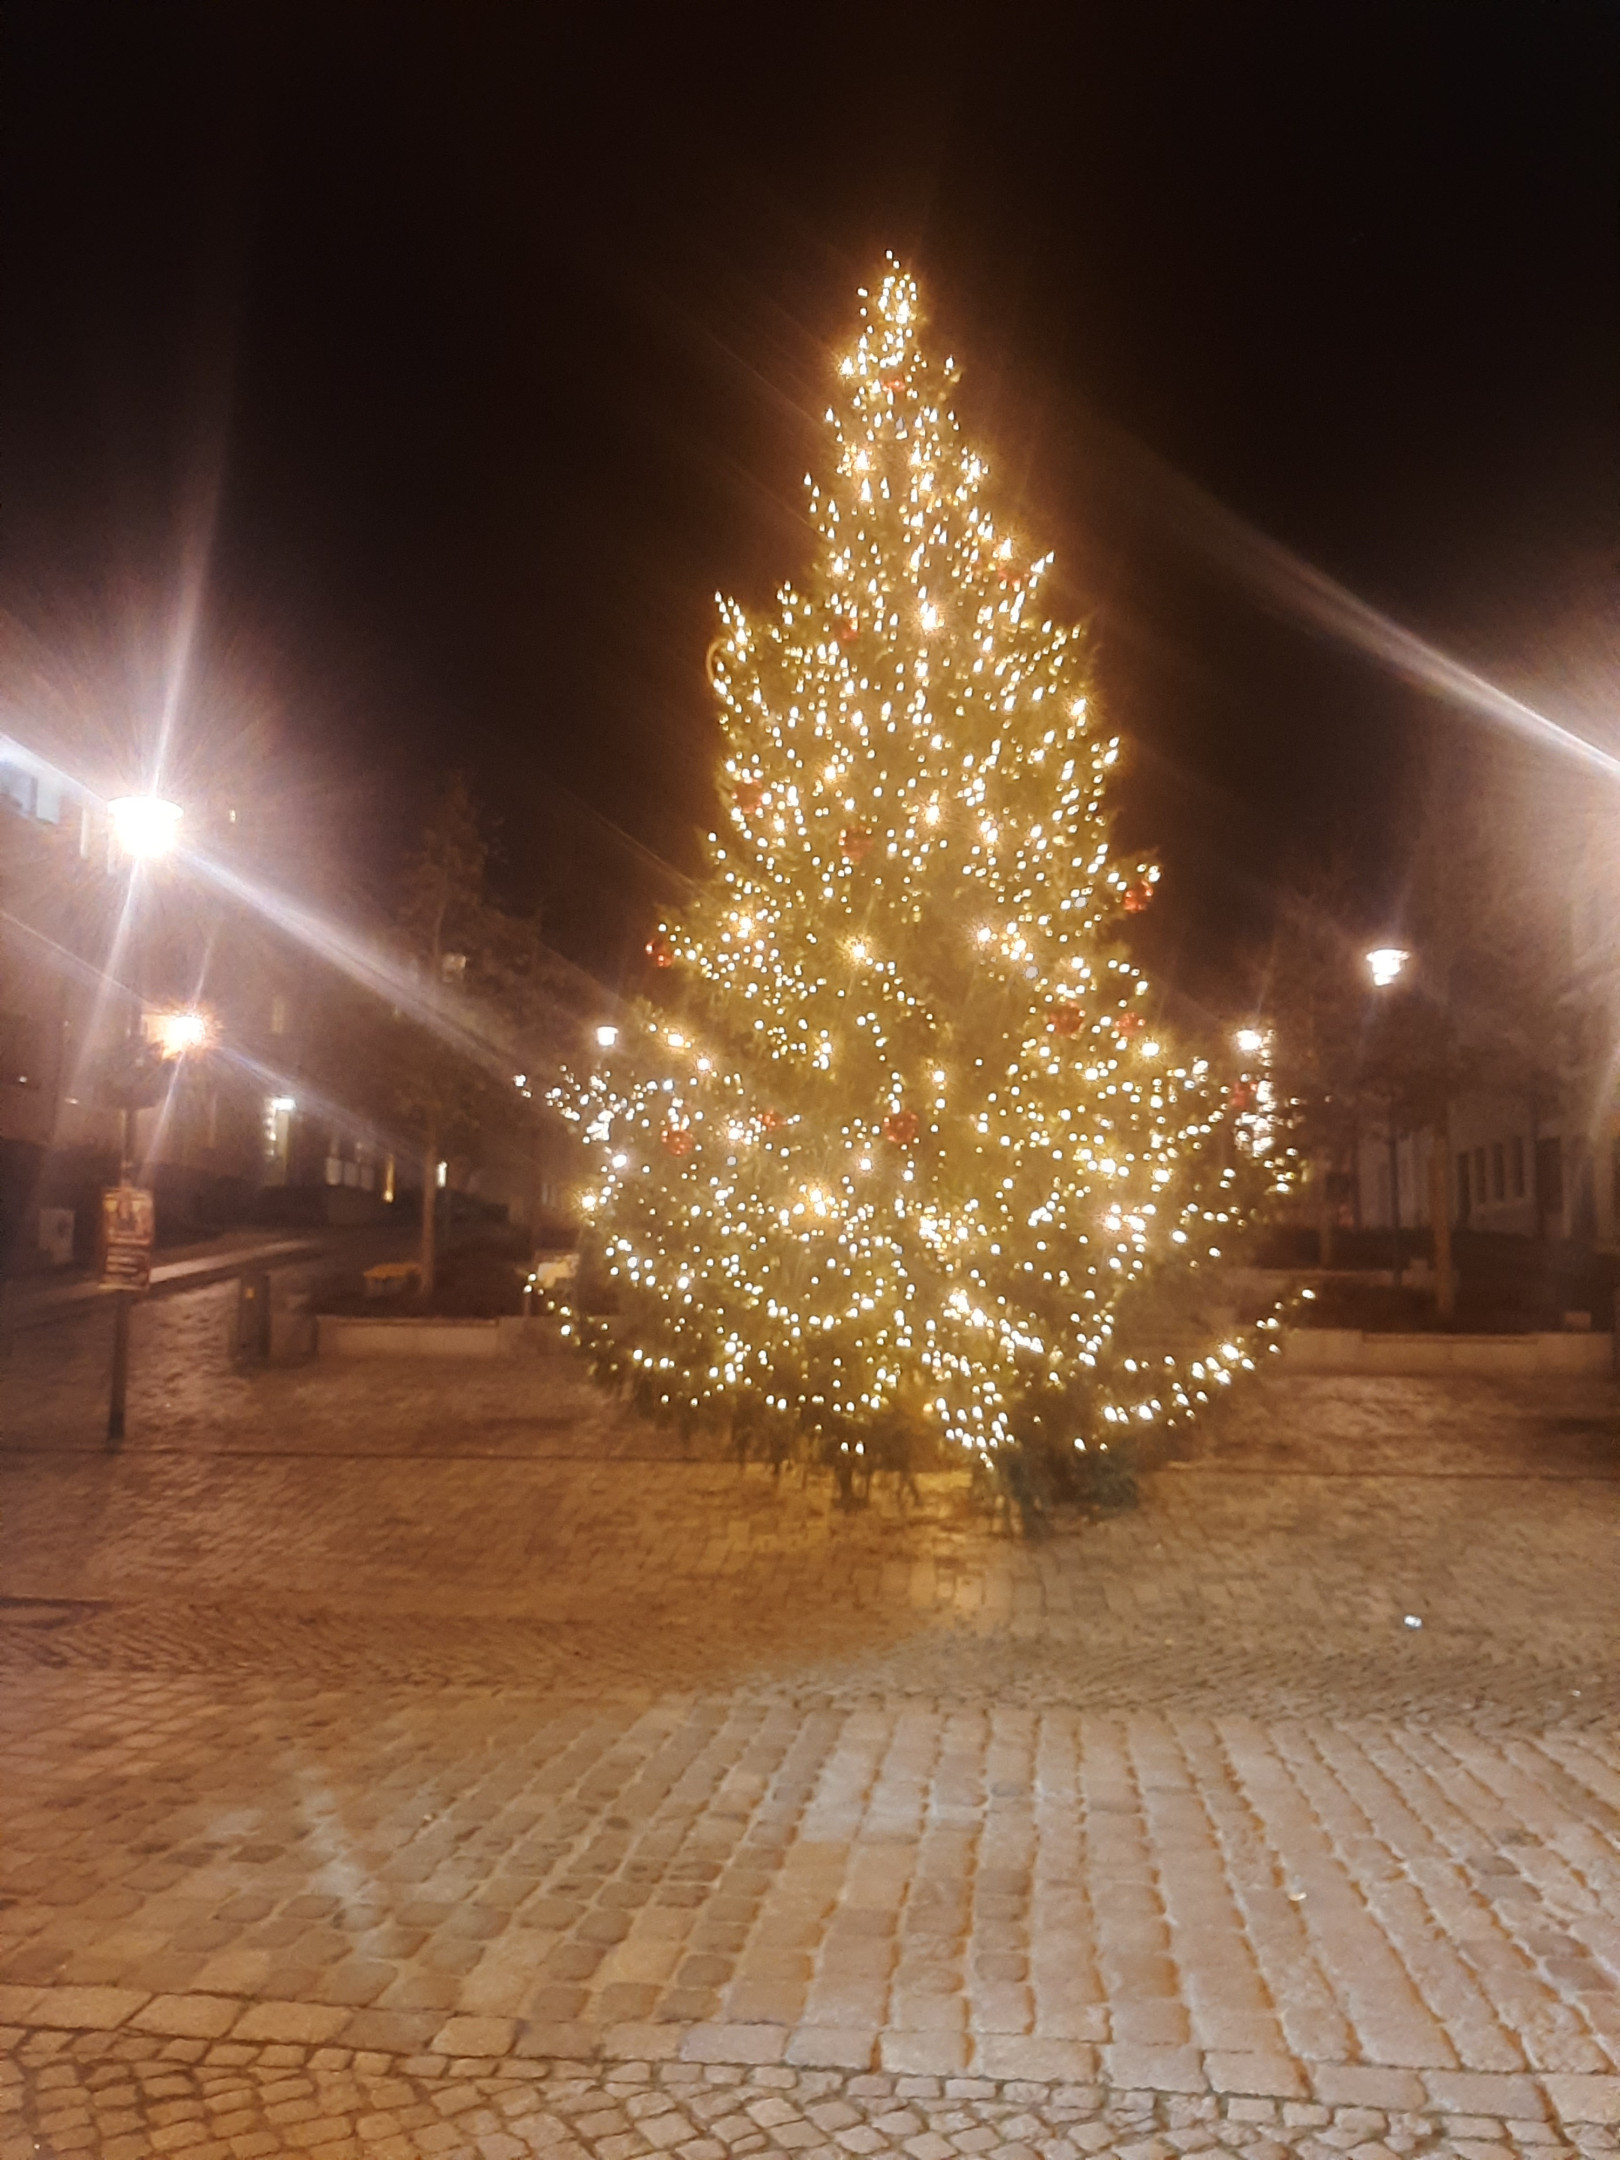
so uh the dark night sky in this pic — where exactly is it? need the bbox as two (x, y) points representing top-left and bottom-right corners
(2, 3), (1615, 989)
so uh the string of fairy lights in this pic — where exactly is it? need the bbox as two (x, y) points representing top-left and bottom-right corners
(553, 261), (1287, 1465)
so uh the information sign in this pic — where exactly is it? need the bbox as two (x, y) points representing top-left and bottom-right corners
(100, 1184), (155, 1293)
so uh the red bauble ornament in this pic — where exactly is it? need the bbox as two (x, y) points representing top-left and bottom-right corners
(882, 1109), (920, 1147)
(662, 1124), (694, 1158)
(1123, 880), (1154, 914)
(733, 780), (764, 815)
(1047, 1002), (1084, 1037)
(838, 620), (858, 645)
(1228, 1082), (1253, 1113)
(646, 934), (674, 969)
(840, 823), (873, 862)
(1115, 1011), (1143, 1039)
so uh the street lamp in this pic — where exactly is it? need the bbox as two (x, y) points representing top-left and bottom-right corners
(109, 795), (183, 861)
(1365, 945), (1410, 990)
(149, 1009), (210, 1059)
(595, 1024), (619, 1048)
(1366, 944), (1412, 1285)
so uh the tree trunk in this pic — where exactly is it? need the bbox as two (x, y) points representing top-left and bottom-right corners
(1349, 1117), (1362, 1230)
(1430, 1108), (1455, 1322)
(419, 1117), (438, 1301)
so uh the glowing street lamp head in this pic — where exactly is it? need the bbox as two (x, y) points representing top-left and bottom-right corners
(1234, 1027), (1267, 1057)
(151, 1009), (210, 1059)
(109, 795), (182, 861)
(596, 1024), (620, 1048)
(1365, 945), (1411, 989)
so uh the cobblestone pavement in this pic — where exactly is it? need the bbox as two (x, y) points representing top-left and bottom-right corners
(6, 2035), (1620, 2160)
(3, 1291), (1619, 2155)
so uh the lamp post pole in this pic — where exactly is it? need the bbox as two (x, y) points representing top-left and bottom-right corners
(1366, 946), (1412, 1294)
(106, 1097), (138, 1446)
(104, 794), (184, 1448)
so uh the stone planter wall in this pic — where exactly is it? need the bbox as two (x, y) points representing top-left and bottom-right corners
(1282, 1327), (1613, 1376)
(317, 1314), (559, 1359)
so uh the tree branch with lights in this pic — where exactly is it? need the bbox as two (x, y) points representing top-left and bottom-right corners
(552, 263), (1286, 1516)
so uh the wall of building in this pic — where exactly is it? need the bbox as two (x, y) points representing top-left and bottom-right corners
(1356, 1104), (1616, 1252)
(0, 782), (399, 1269)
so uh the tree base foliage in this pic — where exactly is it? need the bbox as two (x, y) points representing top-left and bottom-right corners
(544, 1290), (1267, 1537)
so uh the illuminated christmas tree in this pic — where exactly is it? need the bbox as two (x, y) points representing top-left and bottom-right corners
(556, 262), (1280, 1505)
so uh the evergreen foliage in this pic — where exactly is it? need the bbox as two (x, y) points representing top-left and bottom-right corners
(555, 265), (1281, 1500)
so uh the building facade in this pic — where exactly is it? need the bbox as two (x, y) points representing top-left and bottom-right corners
(1353, 806), (1620, 1260)
(0, 755), (398, 1271)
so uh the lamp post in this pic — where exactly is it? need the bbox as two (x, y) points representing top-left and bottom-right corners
(1365, 946), (1411, 1288)
(104, 794), (183, 1445)
(108, 795), (182, 862)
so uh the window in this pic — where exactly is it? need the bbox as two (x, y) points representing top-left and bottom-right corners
(263, 1096), (294, 1185)
(0, 1012), (41, 1086)
(1510, 1135), (1526, 1199)
(0, 766), (61, 823)
(1536, 1136), (1564, 1219)
(1491, 1143), (1505, 1202)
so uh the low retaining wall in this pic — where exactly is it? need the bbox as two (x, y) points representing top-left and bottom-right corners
(317, 1314), (558, 1359)
(1283, 1327), (1613, 1376)
(317, 1316), (1613, 1376)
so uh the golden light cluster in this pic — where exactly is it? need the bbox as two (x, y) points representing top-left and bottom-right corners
(555, 261), (1282, 1466)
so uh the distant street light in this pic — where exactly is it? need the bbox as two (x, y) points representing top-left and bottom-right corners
(1365, 945), (1410, 989)
(596, 1024), (619, 1048)
(109, 795), (183, 860)
(1234, 1027), (1266, 1057)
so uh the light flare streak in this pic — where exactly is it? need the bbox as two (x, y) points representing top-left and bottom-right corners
(188, 850), (518, 1082)
(1077, 418), (1620, 784)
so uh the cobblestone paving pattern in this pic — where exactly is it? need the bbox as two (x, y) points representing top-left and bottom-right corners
(3, 1271), (661, 1462)
(5, 2032), (1620, 2160)
(3, 1297), (1619, 2152)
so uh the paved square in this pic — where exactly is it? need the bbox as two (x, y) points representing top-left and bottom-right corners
(2, 1281), (1618, 2156)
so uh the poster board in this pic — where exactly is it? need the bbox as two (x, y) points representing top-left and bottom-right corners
(100, 1184), (155, 1293)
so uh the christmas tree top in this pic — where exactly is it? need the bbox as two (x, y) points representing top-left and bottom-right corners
(556, 261), (1280, 1489)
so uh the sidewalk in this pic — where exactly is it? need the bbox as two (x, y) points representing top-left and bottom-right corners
(2, 1222), (401, 1331)
(1, 1357), (1616, 2158)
